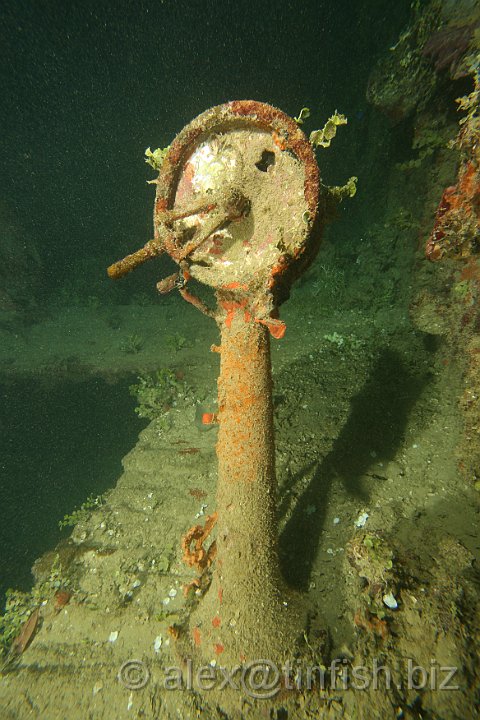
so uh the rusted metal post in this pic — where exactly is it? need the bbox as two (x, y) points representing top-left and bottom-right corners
(187, 307), (300, 664)
(108, 100), (328, 667)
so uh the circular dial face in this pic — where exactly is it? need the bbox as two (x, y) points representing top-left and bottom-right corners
(169, 125), (310, 290)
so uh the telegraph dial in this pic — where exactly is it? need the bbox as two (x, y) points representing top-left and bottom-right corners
(108, 101), (322, 323)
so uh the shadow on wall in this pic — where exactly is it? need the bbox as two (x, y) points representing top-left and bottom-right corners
(279, 348), (431, 590)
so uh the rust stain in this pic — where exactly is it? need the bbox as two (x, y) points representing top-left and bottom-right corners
(193, 626), (202, 646)
(10, 607), (40, 656)
(189, 488), (207, 500)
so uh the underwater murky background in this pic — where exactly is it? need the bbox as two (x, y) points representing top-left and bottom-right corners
(1, 1), (480, 718)
(0, 0), (412, 608)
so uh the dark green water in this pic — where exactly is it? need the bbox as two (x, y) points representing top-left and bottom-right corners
(0, 378), (143, 603)
(0, 0), (410, 293)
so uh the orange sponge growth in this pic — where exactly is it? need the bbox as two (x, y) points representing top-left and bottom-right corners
(426, 160), (480, 261)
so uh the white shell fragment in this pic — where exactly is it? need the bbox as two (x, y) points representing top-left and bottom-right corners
(195, 504), (208, 519)
(108, 631), (119, 643)
(354, 512), (369, 528)
(154, 635), (163, 653)
(383, 592), (398, 609)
